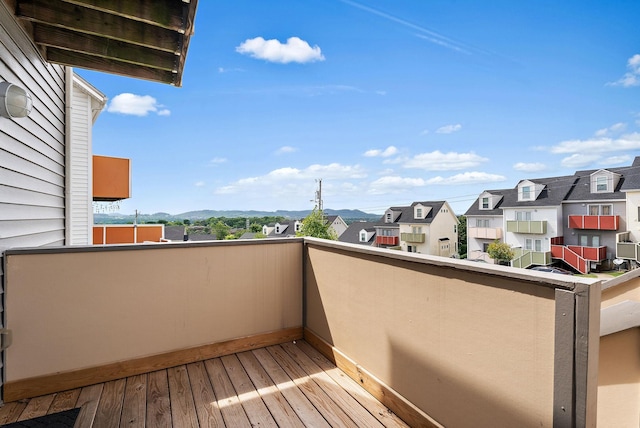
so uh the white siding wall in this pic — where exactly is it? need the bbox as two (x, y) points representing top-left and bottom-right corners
(0, 4), (66, 250)
(67, 82), (92, 245)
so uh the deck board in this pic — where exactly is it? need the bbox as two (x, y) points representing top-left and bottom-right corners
(1, 341), (407, 427)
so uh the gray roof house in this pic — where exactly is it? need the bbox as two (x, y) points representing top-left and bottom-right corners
(338, 221), (378, 246)
(465, 156), (640, 273)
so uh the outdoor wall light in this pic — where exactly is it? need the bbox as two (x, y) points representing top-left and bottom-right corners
(0, 81), (33, 119)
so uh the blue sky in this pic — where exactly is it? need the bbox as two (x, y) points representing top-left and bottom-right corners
(80, 0), (640, 216)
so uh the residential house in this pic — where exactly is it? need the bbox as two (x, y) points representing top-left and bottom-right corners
(263, 220), (302, 237)
(466, 156), (640, 273)
(465, 189), (510, 261)
(338, 221), (377, 246)
(376, 201), (459, 257)
(324, 215), (348, 237)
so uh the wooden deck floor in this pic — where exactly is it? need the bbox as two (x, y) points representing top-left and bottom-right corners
(0, 341), (409, 427)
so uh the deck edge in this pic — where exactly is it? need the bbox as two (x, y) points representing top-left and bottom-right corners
(5, 327), (303, 402)
(304, 327), (443, 428)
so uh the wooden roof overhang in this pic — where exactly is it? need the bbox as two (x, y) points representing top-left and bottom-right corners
(9, 0), (198, 86)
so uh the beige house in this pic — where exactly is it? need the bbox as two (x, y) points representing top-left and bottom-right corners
(376, 201), (459, 257)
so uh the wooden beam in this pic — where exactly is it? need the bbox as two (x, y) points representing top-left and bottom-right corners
(46, 47), (177, 85)
(34, 24), (178, 71)
(59, 0), (187, 32)
(4, 327), (304, 402)
(16, 0), (181, 53)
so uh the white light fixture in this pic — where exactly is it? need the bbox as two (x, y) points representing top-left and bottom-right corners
(0, 81), (33, 119)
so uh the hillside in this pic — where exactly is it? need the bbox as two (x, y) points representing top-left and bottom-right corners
(94, 209), (381, 224)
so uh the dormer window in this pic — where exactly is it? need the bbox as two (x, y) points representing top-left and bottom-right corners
(359, 231), (367, 242)
(596, 176), (607, 192)
(522, 186), (531, 200)
(416, 208), (422, 218)
(275, 225), (280, 234)
(295, 222), (301, 232)
(386, 212), (392, 223)
(481, 197), (489, 209)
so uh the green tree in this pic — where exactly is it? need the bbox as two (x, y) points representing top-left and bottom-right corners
(212, 221), (230, 240)
(297, 209), (337, 240)
(457, 215), (467, 259)
(249, 223), (263, 233)
(254, 232), (267, 239)
(487, 240), (514, 265)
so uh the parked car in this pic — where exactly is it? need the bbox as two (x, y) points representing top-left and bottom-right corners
(530, 266), (573, 275)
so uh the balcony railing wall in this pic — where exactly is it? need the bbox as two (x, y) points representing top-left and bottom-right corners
(92, 224), (164, 244)
(568, 215), (619, 231)
(303, 239), (599, 427)
(506, 220), (547, 234)
(468, 227), (503, 240)
(400, 232), (425, 243)
(3, 238), (602, 426)
(3, 240), (303, 400)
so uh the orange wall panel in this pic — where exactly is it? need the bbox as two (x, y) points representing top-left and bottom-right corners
(105, 227), (135, 244)
(136, 226), (163, 243)
(93, 155), (131, 201)
(93, 227), (104, 244)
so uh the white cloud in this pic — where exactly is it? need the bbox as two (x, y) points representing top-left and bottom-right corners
(236, 36), (325, 64)
(436, 124), (462, 134)
(599, 155), (631, 166)
(595, 122), (626, 137)
(195, 181), (205, 187)
(403, 150), (488, 170)
(513, 162), (546, 172)
(420, 129), (429, 135)
(368, 176), (426, 195)
(209, 157), (228, 165)
(106, 93), (169, 116)
(214, 163), (366, 195)
(560, 154), (601, 168)
(608, 54), (640, 87)
(364, 146), (398, 157)
(550, 132), (640, 154)
(276, 146), (298, 154)
(425, 172), (506, 185)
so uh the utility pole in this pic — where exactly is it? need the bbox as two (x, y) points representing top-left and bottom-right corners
(314, 179), (323, 211)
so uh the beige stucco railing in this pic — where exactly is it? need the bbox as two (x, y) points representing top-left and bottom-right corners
(303, 238), (599, 427)
(3, 238), (604, 426)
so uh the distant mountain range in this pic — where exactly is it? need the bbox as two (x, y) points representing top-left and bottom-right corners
(94, 209), (381, 224)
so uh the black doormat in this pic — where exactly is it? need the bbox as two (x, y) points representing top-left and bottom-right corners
(0, 407), (80, 428)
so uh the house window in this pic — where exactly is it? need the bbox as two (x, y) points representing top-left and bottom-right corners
(483, 243), (490, 252)
(516, 211), (532, 221)
(525, 239), (532, 250)
(386, 213), (392, 223)
(481, 197), (489, 209)
(295, 223), (301, 232)
(596, 176), (607, 192)
(534, 239), (542, 252)
(275, 226), (280, 234)
(412, 226), (422, 234)
(588, 204), (613, 215)
(522, 186), (531, 200)
(454, 224), (457, 233)
(407, 245), (415, 253)
(359, 231), (367, 242)
(476, 219), (490, 227)
(416, 208), (422, 218)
